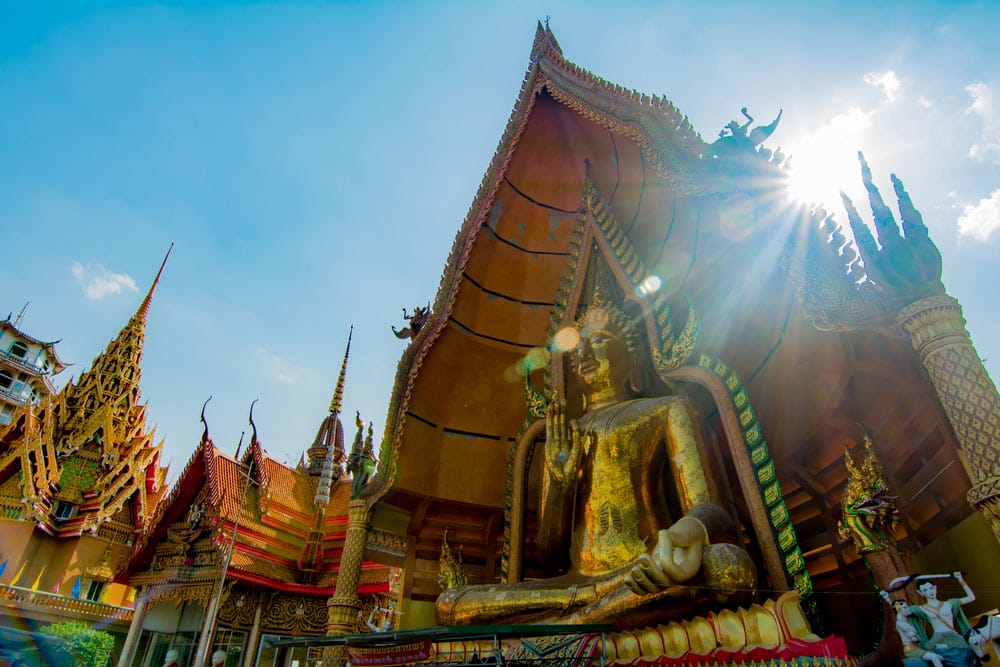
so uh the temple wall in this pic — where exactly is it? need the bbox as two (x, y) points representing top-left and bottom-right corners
(0, 519), (34, 584)
(3, 526), (73, 591)
(398, 598), (435, 629)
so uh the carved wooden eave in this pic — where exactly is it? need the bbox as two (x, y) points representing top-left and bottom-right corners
(369, 24), (970, 607)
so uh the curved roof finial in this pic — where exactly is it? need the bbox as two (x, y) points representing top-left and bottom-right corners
(248, 398), (260, 445)
(138, 243), (173, 321)
(329, 326), (353, 414)
(200, 395), (212, 445)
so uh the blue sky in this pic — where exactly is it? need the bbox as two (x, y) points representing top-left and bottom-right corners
(2, 2), (998, 476)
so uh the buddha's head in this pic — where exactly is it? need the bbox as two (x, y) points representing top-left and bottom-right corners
(570, 300), (639, 400)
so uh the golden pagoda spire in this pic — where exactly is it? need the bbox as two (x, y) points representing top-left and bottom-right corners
(58, 246), (172, 444)
(309, 327), (353, 485)
(329, 325), (353, 414)
(136, 243), (172, 323)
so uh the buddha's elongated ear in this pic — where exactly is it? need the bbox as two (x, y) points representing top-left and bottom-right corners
(627, 355), (643, 395)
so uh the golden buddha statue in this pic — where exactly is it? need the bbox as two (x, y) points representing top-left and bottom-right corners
(435, 297), (756, 629)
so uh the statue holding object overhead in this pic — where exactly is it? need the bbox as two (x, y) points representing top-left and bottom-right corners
(883, 573), (996, 667)
(435, 291), (755, 628)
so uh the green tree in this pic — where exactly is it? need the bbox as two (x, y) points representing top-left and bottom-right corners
(37, 621), (115, 667)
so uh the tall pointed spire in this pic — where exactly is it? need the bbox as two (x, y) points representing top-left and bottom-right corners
(60, 247), (172, 427)
(307, 328), (354, 481)
(136, 243), (172, 323)
(329, 325), (353, 414)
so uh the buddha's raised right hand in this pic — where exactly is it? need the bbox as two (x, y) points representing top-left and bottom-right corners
(545, 399), (585, 485)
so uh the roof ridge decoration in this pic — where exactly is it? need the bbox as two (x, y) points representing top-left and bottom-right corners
(141, 425), (216, 541)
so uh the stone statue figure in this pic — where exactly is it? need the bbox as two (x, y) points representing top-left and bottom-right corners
(901, 574), (980, 667)
(881, 592), (946, 667)
(435, 296), (755, 628)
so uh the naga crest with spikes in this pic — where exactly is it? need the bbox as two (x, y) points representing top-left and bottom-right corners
(787, 152), (945, 331)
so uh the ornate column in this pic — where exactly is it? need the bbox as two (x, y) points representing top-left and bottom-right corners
(328, 498), (372, 632)
(118, 586), (152, 666)
(897, 295), (1000, 536)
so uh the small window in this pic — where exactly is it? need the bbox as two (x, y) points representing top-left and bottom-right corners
(9, 341), (28, 359)
(0, 371), (12, 390)
(85, 580), (105, 602)
(53, 501), (75, 520)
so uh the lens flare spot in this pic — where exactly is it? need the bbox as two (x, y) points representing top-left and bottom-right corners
(525, 347), (550, 371)
(552, 327), (580, 352)
(636, 275), (662, 297)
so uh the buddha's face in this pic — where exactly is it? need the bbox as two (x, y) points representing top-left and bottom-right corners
(570, 324), (632, 393)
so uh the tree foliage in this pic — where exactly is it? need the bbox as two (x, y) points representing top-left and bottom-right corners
(38, 621), (115, 667)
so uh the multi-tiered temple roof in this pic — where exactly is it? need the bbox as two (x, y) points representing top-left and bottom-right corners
(0, 253), (170, 542)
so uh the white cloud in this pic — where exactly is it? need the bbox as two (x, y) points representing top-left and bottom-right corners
(966, 82), (991, 115)
(958, 189), (1000, 241)
(917, 95), (934, 109)
(965, 82), (1000, 162)
(254, 346), (299, 384)
(70, 262), (139, 300)
(864, 70), (900, 103)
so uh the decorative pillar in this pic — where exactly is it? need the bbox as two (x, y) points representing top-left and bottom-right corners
(193, 582), (227, 667)
(118, 586), (152, 667)
(241, 597), (264, 667)
(896, 295), (1000, 538)
(327, 498), (372, 633)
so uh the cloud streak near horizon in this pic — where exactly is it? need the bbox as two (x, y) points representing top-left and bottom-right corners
(70, 262), (139, 300)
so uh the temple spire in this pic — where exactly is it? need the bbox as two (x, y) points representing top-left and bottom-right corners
(307, 328), (353, 484)
(57, 248), (172, 441)
(136, 243), (172, 323)
(329, 325), (353, 414)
